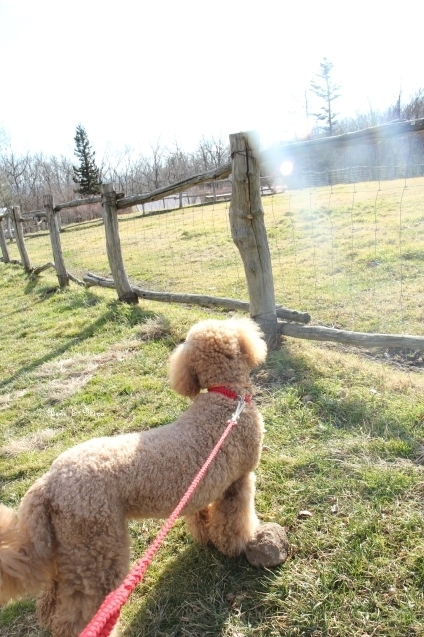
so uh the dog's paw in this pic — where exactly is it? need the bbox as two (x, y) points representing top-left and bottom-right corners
(245, 522), (288, 568)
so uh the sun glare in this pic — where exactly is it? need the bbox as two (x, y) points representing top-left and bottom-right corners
(280, 160), (293, 176)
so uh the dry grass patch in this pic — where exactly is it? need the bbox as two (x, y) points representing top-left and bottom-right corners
(0, 391), (27, 411)
(34, 342), (144, 403)
(293, 339), (424, 392)
(0, 428), (58, 457)
(415, 444), (424, 465)
(0, 605), (47, 637)
(136, 316), (171, 342)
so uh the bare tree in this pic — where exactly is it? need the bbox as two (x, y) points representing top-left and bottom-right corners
(164, 142), (191, 184)
(196, 136), (230, 170)
(400, 88), (424, 120)
(138, 142), (164, 191)
(0, 144), (32, 209)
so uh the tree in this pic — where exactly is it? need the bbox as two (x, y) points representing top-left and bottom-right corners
(0, 141), (32, 209)
(72, 124), (101, 196)
(401, 87), (424, 120)
(310, 58), (341, 136)
(196, 135), (230, 170)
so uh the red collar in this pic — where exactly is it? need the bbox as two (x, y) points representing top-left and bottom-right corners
(208, 386), (251, 404)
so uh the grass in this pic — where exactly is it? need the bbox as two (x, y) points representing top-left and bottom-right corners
(1, 179), (424, 636)
(16, 176), (424, 336)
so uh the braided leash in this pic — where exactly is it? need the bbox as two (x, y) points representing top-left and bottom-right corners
(79, 392), (250, 637)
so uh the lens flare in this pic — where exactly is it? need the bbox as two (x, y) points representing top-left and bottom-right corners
(280, 160), (293, 176)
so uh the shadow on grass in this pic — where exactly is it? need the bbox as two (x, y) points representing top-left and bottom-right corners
(251, 343), (424, 531)
(0, 285), (103, 324)
(0, 302), (159, 392)
(124, 542), (280, 637)
(0, 546), (282, 637)
(265, 342), (422, 444)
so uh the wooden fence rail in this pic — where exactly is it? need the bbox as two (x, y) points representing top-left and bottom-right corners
(116, 162), (232, 211)
(83, 273), (311, 323)
(2, 121), (424, 350)
(279, 323), (424, 350)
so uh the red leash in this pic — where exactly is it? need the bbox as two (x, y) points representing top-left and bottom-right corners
(79, 391), (250, 637)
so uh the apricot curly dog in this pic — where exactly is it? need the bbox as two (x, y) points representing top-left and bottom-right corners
(0, 317), (286, 636)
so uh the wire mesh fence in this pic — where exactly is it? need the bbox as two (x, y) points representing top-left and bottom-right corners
(286, 163), (424, 188)
(112, 200), (244, 298)
(3, 165), (424, 337)
(264, 175), (424, 335)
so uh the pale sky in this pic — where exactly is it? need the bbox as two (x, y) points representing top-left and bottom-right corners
(1, 0), (422, 161)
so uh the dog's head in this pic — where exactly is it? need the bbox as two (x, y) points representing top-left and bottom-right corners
(169, 318), (267, 398)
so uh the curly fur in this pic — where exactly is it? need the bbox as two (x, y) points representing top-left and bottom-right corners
(0, 317), (267, 636)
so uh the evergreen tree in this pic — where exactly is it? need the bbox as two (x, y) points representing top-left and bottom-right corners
(72, 124), (101, 196)
(310, 58), (341, 136)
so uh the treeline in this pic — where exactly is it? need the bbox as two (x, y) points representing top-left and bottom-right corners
(0, 134), (230, 214)
(1, 88), (424, 214)
(337, 87), (424, 134)
(292, 88), (424, 177)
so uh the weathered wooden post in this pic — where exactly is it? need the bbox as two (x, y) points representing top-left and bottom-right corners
(44, 195), (69, 288)
(11, 206), (32, 271)
(212, 181), (217, 203)
(0, 217), (10, 263)
(101, 183), (138, 304)
(6, 215), (13, 240)
(229, 131), (279, 346)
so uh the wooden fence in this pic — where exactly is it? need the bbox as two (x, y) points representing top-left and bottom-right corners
(1, 121), (424, 350)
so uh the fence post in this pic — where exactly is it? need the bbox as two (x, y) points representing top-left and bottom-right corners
(6, 215), (13, 240)
(11, 206), (32, 271)
(44, 195), (69, 288)
(0, 217), (10, 263)
(101, 183), (138, 304)
(229, 131), (278, 346)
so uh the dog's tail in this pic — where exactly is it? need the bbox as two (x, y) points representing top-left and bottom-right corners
(0, 478), (54, 604)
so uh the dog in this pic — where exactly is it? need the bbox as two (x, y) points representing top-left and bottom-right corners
(0, 317), (285, 637)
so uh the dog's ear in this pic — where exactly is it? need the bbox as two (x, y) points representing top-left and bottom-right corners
(169, 342), (201, 398)
(236, 318), (268, 367)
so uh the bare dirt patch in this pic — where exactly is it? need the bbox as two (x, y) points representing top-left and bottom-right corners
(319, 341), (424, 371)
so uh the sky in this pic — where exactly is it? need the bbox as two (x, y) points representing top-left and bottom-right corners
(0, 0), (423, 162)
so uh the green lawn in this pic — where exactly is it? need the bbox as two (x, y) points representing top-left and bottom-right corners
(16, 175), (424, 336)
(1, 179), (424, 636)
